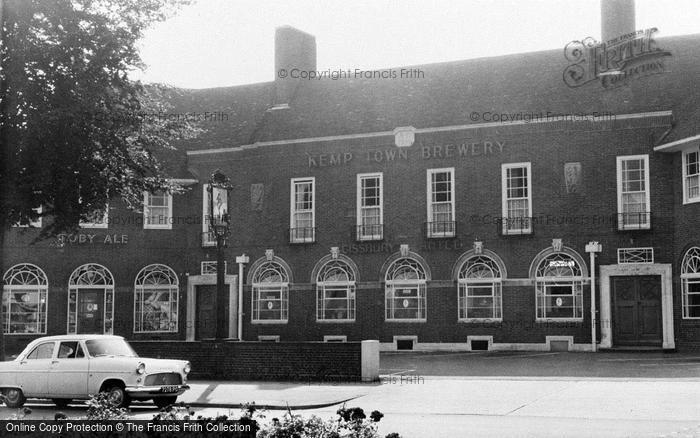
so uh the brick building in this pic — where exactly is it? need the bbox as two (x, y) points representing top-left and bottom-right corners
(3, 3), (700, 354)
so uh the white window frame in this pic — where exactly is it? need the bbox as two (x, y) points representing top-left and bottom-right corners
(67, 263), (115, 334)
(682, 148), (700, 204)
(534, 253), (584, 322)
(2, 264), (49, 335)
(290, 177), (315, 243)
(426, 168), (455, 238)
(356, 173), (383, 241)
(316, 260), (356, 322)
(501, 162), (532, 234)
(457, 256), (503, 322)
(385, 258), (427, 322)
(12, 206), (42, 228)
(143, 191), (173, 230)
(324, 335), (347, 342)
(79, 204), (109, 229)
(200, 261), (227, 275)
(681, 247), (700, 319)
(251, 261), (290, 324)
(133, 264), (179, 333)
(616, 154), (651, 230)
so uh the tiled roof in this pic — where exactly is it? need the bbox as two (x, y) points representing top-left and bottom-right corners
(169, 34), (700, 153)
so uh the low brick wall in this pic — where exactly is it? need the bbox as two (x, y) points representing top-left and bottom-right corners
(130, 341), (369, 382)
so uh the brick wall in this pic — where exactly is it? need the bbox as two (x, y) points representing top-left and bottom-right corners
(130, 341), (364, 381)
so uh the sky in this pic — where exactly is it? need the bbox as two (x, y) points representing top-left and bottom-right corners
(133, 0), (700, 89)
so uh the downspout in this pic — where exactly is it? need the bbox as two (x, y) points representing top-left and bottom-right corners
(236, 254), (249, 340)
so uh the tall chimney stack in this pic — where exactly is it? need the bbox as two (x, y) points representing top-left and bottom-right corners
(274, 26), (317, 107)
(601, 0), (636, 43)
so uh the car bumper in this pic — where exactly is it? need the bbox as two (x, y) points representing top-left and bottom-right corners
(125, 385), (190, 398)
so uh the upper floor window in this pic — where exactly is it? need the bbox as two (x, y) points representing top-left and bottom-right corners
(681, 247), (700, 319)
(458, 255), (503, 321)
(80, 204), (109, 229)
(290, 177), (315, 243)
(683, 149), (700, 204)
(316, 259), (356, 321)
(134, 264), (179, 333)
(357, 173), (383, 241)
(426, 168), (455, 238)
(501, 163), (532, 234)
(143, 192), (173, 229)
(12, 206), (42, 228)
(385, 257), (427, 321)
(616, 155), (650, 230)
(534, 252), (584, 321)
(2, 264), (48, 335)
(251, 260), (290, 323)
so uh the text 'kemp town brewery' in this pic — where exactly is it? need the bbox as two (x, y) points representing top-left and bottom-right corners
(4, 2), (700, 355)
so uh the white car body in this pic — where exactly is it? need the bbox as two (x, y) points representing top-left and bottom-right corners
(0, 335), (190, 408)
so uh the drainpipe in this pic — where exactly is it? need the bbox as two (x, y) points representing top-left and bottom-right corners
(235, 254), (249, 340)
(585, 242), (603, 352)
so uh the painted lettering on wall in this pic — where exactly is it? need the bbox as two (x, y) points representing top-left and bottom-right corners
(307, 140), (506, 167)
(56, 233), (129, 245)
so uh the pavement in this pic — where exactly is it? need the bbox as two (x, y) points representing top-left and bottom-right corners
(172, 351), (700, 438)
(178, 351), (700, 409)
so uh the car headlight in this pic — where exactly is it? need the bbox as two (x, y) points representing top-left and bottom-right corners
(184, 362), (191, 374)
(136, 362), (146, 374)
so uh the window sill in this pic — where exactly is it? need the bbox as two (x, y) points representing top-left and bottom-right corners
(458, 318), (503, 323)
(683, 197), (700, 205)
(426, 234), (456, 239)
(385, 318), (427, 323)
(4, 332), (47, 336)
(535, 318), (584, 322)
(316, 319), (356, 323)
(251, 320), (288, 325)
(357, 236), (384, 242)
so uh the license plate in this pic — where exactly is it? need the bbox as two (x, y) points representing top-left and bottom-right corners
(161, 385), (179, 393)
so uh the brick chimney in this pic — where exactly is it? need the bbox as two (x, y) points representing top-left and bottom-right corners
(273, 26), (316, 107)
(601, 0), (636, 43)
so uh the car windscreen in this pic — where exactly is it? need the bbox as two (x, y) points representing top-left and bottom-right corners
(85, 339), (138, 357)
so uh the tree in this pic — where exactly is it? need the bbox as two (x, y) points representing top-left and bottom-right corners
(0, 0), (197, 359)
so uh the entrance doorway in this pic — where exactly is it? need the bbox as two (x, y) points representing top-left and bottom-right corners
(611, 275), (662, 347)
(77, 290), (104, 334)
(195, 285), (217, 339)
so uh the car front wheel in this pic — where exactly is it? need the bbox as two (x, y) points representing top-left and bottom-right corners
(153, 396), (177, 409)
(4, 388), (26, 408)
(105, 386), (130, 409)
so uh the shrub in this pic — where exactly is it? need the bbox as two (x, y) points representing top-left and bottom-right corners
(257, 405), (400, 438)
(85, 393), (128, 420)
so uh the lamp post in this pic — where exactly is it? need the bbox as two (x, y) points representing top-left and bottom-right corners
(585, 241), (603, 352)
(208, 169), (233, 339)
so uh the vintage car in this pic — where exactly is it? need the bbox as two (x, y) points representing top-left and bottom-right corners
(0, 335), (190, 409)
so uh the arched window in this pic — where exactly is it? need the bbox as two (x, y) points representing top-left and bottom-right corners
(385, 258), (427, 321)
(458, 256), (502, 320)
(316, 260), (356, 321)
(251, 261), (289, 323)
(134, 264), (179, 333)
(3, 264), (48, 334)
(68, 264), (115, 334)
(681, 247), (700, 319)
(534, 253), (583, 320)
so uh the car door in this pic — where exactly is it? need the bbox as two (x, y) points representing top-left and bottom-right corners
(16, 341), (55, 397)
(48, 341), (89, 397)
